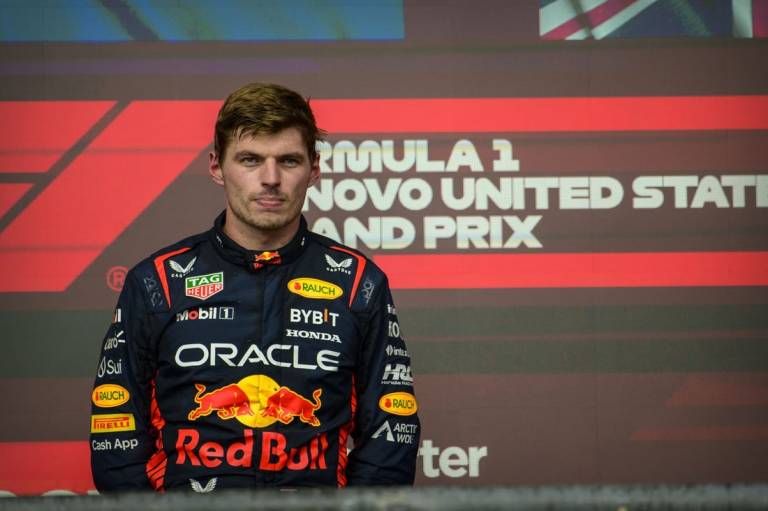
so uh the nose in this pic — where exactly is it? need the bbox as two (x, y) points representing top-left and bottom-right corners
(260, 158), (281, 187)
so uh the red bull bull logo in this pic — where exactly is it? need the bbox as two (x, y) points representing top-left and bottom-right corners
(188, 383), (255, 421)
(261, 387), (322, 426)
(254, 251), (280, 263)
(253, 251), (281, 269)
(187, 375), (321, 428)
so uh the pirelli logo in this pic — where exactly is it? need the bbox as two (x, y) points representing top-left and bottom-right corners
(91, 413), (136, 433)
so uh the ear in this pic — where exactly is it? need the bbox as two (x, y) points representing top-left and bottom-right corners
(308, 153), (320, 187)
(209, 151), (224, 185)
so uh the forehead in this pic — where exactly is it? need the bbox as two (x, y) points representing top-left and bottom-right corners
(228, 127), (308, 156)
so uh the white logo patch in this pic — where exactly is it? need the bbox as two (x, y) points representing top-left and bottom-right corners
(325, 254), (353, 275)
(382, 363), (413, 386)
(386, 344), (409, 358)
(190, 477), (217, 493)
(170, 257), (197, 278)
(97, 357), (123, 378)
(372, 421), (395, 442)
(104, 330), (125, 351)
(373, 420), (417, 444)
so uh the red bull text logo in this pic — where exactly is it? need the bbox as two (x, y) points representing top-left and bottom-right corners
(287, 278), (343, 300)
(176, 429), (328, 471)
(185, 272), (224, 300)
(188, 375), (322, 428)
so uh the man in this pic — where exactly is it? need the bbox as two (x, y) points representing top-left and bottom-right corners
(90, 83), (420, 491)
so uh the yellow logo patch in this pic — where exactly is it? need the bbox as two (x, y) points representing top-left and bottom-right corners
(379, 392), (418, 416)
(287, 278), (343, 300)
(92, 384), (130, 408)
(90, 413), (136, 433)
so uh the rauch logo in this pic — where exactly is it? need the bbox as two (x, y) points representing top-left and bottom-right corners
(92, 384), (130, 408)
(287, 278), (343, 300)
(379, 392), (417, 416)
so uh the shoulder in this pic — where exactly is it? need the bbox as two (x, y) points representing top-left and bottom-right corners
(132, 230), (210, 274)
(123, 230), (210, 308)
(306, 231), (387, 278)
(305, 231), (389, 311)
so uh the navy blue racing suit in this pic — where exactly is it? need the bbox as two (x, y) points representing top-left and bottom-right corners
(89, 212), (419, 491)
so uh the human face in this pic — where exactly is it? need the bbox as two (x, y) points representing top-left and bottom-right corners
(209, 127), (319, 248)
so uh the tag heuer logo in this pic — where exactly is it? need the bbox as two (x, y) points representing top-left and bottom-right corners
(185, 272), (224, 300)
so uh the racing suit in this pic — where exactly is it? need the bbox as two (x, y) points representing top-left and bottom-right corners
(90, 212), (419, 491)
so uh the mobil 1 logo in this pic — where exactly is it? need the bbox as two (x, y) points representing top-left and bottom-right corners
(176, 306), (235, 322)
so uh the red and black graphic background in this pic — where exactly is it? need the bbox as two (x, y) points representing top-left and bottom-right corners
(1, 0), (767, 495)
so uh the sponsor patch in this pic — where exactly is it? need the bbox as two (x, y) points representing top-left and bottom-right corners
(170, 256), (197, 278)
(361, 278), (375, 304)
(97, 357), (123, 378)
(379, 392), (418, 416)
(388, 320), (401, 338)
(176, 306), (234, 322)
(174, 343), (340, 372)
(144, 276), (163, 306)
(187, 375), (322, 428)
(92, 384), (130, 408)
(289, 308), (339, 327)
(91, 438), (139, 451)
(372, 420), (418, 444)
(287, 278), (343, 300)
(190, 478), (217, 493)
(386, 344), (409, 358)
(382, 363), (413, 385)
(91, 413), (136, 433)
(103, 330), (125, 351)
(285, 328), (341, 343)
(254, 251), (280, 263)
(185, 272), (224, 300)
(325, 254), (353, 275)
(176, 429), (328, 471)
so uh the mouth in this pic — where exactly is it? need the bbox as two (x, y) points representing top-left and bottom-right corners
(253, 196), (286, 210)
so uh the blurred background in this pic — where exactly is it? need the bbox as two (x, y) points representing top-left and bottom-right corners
(0, 0), (767, 495)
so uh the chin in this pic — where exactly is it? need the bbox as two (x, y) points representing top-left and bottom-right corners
(251, 213), (295, 231)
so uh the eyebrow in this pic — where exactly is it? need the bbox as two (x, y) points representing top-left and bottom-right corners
(232, 150), (305, 160)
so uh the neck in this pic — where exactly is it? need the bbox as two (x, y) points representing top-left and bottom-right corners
(222, 208), (300, 251)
